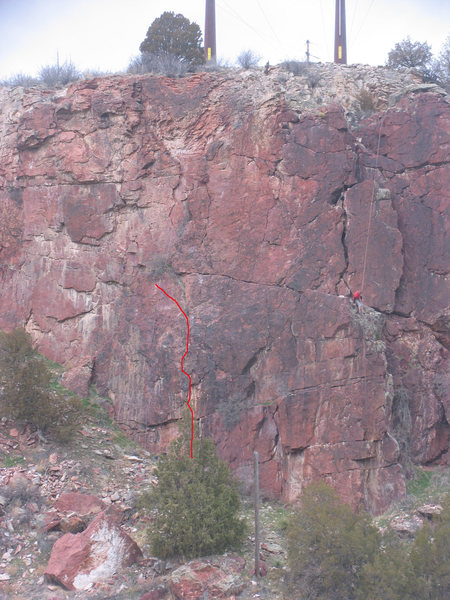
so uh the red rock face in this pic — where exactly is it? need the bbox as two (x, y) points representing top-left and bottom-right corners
(0, 72), (448, 513)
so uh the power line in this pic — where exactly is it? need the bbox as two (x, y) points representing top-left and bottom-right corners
(255, 0), (288, 56)
(217, 0), (271, 44)
(349, 0), (359, 44)
(352, 0), (376, 46)
(320, 0), (331, 61)
(217, 0), (289, 58)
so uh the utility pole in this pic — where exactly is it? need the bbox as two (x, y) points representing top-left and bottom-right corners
(254, 451), (260, 580)
(306, 39), (310, 64)
(204, 0), (216, 63)
(334, 0), (347, 64)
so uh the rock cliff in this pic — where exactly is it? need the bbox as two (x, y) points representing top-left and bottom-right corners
(0, 64), (448, 513)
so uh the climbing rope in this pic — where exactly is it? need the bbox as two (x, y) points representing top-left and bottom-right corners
(358, 107), (388, 405)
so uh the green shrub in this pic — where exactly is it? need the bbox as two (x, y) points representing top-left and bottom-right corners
(287, 482), (380, 599)
(358, 498), (450, 599)
(406, 467), (433, 497)
(0, 328), (82, 443)
(147, 416), (246, 559)
(287, 483), (450, 600)
(357, 531), (423, 600)
(410, 495), (450, 599)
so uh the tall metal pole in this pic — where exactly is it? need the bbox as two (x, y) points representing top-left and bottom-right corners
(306, 39), (310, 64)
(254, 451), (260, 580)
(204, 0), (216, 63)
(334, 0), (347, 64)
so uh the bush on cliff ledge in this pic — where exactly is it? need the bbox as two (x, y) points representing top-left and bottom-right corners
(147, 415), (246, 559)
(0, 328), (82, 443)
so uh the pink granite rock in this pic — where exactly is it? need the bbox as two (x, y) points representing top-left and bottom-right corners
(44, 510), (142, 590)
(169, 556), (245, 599)
(138, 585), (170, 600)
(54, 492), (105, 517)
(0, 70), (448, 513)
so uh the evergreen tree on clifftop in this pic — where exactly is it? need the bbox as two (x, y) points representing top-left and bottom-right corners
(139, 12), (204, 69)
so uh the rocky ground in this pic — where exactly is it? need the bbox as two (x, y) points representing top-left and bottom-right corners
(1, 391), (448, 600)
(0, 394), (292, 600)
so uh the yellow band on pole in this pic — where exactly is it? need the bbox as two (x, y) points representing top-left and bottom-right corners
(338, 46), (342, 59)
(208, 47), (211, 60)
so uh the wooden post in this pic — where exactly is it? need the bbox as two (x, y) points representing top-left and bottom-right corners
(254, 450), (260, 580)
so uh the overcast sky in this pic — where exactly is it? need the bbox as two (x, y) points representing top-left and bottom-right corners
(0, 0), (448, 79)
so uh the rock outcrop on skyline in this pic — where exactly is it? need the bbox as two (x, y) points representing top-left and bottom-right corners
(0, 65), (448, 513)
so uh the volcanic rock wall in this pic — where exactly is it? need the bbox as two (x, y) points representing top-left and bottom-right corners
(0, 65), (448, 513)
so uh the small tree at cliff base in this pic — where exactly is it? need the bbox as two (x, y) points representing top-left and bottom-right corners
(409, 495), (450, 600)
(147, 411), (246, 559)
(287, 482), (450, 600)
(287, 481), (380, 599)
(0, 328), (82, 443)
(356, 530), (425, 600)
(139, 12), (204, 70)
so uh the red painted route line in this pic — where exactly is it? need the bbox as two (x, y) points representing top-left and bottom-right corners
(155, 284), (194, 458)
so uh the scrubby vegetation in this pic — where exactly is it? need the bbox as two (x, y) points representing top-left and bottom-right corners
(387, 36), (433, 71)
(38, 60), (80, 87)
(127, 52), (190, 76)
(286, 481), (450, 600)
(287, 482), (380, 599)
(142, 414), (246, 559)
(237, 50), (261, 69)
(0, 328), (83, 443)
(387, 35), (450, 91)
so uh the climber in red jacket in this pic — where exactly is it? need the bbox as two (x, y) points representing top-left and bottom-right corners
(352, 290), (362, 312)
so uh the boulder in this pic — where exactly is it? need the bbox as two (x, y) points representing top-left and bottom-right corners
(44, 510), (142, 590)
(169, 556), (245, 599)
(390, 514), (424, 538)
(54, 492), (105, 517)
(417, 503), (442, 520)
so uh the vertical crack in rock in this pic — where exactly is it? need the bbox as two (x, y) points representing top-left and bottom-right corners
(335, 191), (350, 295)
